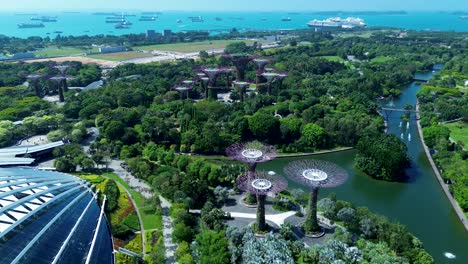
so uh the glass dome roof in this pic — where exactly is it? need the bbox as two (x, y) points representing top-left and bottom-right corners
(0, 168), (113, 264)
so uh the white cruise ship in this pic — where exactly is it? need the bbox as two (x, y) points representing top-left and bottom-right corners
(307, 17), (366, 28)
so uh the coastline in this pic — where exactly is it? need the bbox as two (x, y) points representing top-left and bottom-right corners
(277, 147), (354, 158)
(415, 102), (468, 231)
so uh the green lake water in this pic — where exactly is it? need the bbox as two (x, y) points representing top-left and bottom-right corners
(259, 71), (468, 263)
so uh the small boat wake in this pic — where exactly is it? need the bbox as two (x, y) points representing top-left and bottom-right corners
(444, 252), (456, 259)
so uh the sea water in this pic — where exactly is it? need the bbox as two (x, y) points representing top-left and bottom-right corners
(0, 11), (466, 38)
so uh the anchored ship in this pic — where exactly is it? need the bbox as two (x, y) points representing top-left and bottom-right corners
(307, 17), (366, 28)
(18, 23), (45, 28)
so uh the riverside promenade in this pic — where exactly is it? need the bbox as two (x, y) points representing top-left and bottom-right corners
(416, 102), (468, 231)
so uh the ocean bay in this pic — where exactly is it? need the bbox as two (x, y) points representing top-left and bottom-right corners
(1, 11), (467, 38)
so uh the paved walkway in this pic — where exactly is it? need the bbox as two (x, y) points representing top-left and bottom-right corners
(227, 211), (296, 227)
(159, 195), (177, 264)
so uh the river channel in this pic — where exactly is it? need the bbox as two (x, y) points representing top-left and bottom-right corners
(258, 71), (468, 263)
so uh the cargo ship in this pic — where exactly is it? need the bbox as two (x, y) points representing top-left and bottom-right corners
(307, 17), (366, 28)
(188, 16), (204, 22)
(18, 23), (45, 28)
(139, 16), (157, 21)
(31, 16), (57, 22)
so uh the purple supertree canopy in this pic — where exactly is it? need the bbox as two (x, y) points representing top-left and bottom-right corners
(200, 67), (230, 81)
(237, 171), (288, 195)
(54, 65), (70, 76)
(172, 85), (192, 93)
(262, 72), (280, 82)
(253, 57), (274, 71)
(50, 76), (67, 83)
(226, 141), (278, 164)
(26, 73), (46, 80)
(232, 80), (250, 89)
(181, 79), (195, 87)
(284, 159), (348, 189)
(224, 53), (256, 65)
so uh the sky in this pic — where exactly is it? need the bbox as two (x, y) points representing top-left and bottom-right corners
(0, 0), (467, 12)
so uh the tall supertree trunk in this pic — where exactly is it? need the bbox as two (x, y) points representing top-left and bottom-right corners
(58, 84), (64, 102)
(62, 79), (68, 92)
(267, 82), (272, 95)
(247, 163), (257, 177)
(226, 74), (230, 89)
(239, 86), (244, 102)
(305, 187), (320, 233)
(33, 82), (41, 97)
(237, 68), (245, 82)
(256, 194), (267, 231)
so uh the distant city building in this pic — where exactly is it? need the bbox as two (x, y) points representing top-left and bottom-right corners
(99, 46), (126, 54)
(162, 29), (173, 37)
(12, 52), (35, 60)
(146, 29), (157, 39)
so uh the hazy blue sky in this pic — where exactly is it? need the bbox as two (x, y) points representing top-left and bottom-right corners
(1, 0), (467, 11)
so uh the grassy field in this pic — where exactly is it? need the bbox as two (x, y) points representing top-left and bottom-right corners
(370, 56), (395, 63)
(88, 51), (154, 62)
(444, 122), (468, 147)
(135, 39), (262, 53)
(334, 31), (373, 39)
(321, 56), (346, 63)
(34, 46), (99, 57)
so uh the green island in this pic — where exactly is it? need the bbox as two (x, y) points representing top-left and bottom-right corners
(0, 27), (467, 264)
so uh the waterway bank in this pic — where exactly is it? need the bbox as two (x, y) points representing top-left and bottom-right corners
(415, 102), (468, 231)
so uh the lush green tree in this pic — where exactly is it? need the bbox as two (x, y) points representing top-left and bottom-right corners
(194, 230), (230, 264)
(248, 112), (279, 142)
(422, 125), (450, 148)
(172, 223), (193, 243)
(104, 179), (120, 212)
(356, 134), (410, 181)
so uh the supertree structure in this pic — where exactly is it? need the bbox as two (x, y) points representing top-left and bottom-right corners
(261, 72), (279, 95)
(224, 53), (256, 81)
(253, 57), (274, 85)
(284, 159), (348, 233)
(226, 141), (278, 177)
(26, 73), (46, 97)
(54, 65), (70, 92)
(199, 66), (230, 88)
(173, 80), (194, 99)
(49, 76), (67, 102)
(232, 80), (250, 102)
(237, 171), (288, 231)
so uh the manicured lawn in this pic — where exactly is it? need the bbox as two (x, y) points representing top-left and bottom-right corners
(320, 56), (346, 63)
(370, 56), (395, 63)
(444, 122), (468, 147)
(335, 31), (373, 38)
(88, 51), (154, 61)
(34, 46), (99, 57)
(134, 39), (263, 53)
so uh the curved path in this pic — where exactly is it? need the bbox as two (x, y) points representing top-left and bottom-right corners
(101, 171), (147, 257)
(107, 160), (177, 263)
